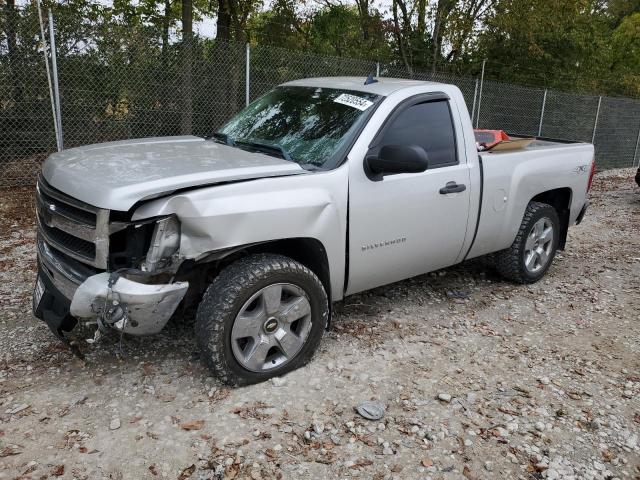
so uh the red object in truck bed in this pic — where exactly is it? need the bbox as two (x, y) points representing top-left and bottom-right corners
(474, 129), (510, 149)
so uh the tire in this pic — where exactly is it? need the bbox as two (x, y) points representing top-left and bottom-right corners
(495, 201), (560, 284)
(195, 254), (329, 386)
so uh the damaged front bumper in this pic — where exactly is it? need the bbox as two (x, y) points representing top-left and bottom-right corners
(70, 272), (188, 335)
(35, 236), (188, 337)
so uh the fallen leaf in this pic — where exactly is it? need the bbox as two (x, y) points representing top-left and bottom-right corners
(421, 458), (433, 467)
(463, 465), (477, 480)
(180, 420), (204, 431)
(349, 458), (373, 469)
(130, 415), (143, 424)
(0, 446), (21, 457)
(52, 465), (65, 476)
(142, 362), (155, 376)
(224, 464), (239, 479)
(230, 402), (273, 420)
(178, 464), (195, 480)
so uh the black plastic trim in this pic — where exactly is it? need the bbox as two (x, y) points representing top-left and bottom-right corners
(35, 265), (77, 336)
(575, 202), (588, 225)
(462, 156), (484, 261)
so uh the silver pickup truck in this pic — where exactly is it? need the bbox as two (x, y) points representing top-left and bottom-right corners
(34, 77), (595, 385)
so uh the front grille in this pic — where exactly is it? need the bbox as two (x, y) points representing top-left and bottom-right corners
(39, 220), (96, 260)
(36, 175), (110, 269)
(38, 185), (97, 226)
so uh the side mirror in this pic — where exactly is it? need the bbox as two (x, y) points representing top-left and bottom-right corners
(366, 145), (429, 176)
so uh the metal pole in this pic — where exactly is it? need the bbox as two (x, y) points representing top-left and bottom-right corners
(470, 79), (478, 127)
(475, 58), (486, 128)
(592, 96), (602, 144)
(245, 43), (250, 107)
(36, 0), (60, 151)
(537, 89), (547, 137)
(376, 62), (380, 77)
(633, 122), (640, 168)
(48, 9), (63, 150)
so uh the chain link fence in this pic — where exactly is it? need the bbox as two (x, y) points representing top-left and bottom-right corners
(2, 6), (640, 188)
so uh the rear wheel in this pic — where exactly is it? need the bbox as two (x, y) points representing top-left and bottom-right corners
(495, 201), (559, 284)
(195, 254), (328, 386)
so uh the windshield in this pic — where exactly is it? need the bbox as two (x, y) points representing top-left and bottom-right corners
(216, 86), (381, 169)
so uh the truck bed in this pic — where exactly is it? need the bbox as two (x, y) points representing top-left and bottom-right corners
(482, 135), (588, 154)
(468, 138), (594, 260)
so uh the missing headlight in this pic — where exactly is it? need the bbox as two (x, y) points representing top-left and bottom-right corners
(144, 215), (181, 272)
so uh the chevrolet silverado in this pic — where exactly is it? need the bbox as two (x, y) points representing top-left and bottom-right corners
(33, 77), (595, 385)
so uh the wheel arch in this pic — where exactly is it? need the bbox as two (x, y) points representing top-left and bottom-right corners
(529, 187), (572, 250)
(186, 237), (333, 324)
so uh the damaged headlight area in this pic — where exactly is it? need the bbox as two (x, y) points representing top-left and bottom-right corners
(69, 214), (188, 337)
(109, 214), (182, 274)
(143, 215), (181, 272)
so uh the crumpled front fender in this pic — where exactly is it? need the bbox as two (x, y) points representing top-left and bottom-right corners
(70, 273), (188, 335)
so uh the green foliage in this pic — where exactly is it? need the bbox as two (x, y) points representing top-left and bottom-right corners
(610, 12), (640, 97)
(0, 0), (637, 155)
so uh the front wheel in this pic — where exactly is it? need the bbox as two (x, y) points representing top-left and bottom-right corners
(495, 201), (560, 284)
(195, 254), (329, 386)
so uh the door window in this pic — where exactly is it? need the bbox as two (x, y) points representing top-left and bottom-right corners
(379, 100), (457, 168)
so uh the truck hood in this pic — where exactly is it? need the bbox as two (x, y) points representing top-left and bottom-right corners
(42, 136), (305, 211)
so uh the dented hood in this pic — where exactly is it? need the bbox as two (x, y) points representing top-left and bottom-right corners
(42, 136), (305, 211)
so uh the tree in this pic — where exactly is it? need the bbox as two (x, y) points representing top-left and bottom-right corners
(609, 12), (640, 96)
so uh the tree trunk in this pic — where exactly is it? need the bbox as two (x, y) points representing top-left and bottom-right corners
(392, 0), (413, 76)
(180, 0), (193, 135)
(355, 0), (370, 42)
(216, 0), (232, 42)
(431, 0), (455, 73)
(161, 0), (171, 59)
(417, 0), (426, 40)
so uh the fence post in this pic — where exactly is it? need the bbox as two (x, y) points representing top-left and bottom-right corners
(48, 9), (63, 150)
(592, 96), (602, 144)
(470, 79), (478, 126)
(376, 62), (380, 77)
(245, 43), (250, 107)
(537, 89), (547, 137)
(633, 122), (640, 168)
(36, 0), (61, 152)
(475, 58), (486, 128)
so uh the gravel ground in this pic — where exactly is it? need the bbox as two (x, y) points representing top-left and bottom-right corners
(0, 169), (638, 480)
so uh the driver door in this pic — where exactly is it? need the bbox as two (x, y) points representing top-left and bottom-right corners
(346, 96), (471, 295)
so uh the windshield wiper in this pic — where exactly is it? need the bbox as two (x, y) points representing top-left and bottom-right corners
(236, 139), (293, 162)
(211, 132), (235, 146)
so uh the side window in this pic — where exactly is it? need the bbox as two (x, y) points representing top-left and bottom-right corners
(380, 100), (457, 168)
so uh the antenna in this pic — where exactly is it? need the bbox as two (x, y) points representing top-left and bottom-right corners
(364, 73), (378, 85)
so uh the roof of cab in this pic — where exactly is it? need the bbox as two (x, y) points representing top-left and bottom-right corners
(281, 76), (441, 96)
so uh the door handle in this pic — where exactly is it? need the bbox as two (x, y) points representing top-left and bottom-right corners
(439, 181), (466, 194)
